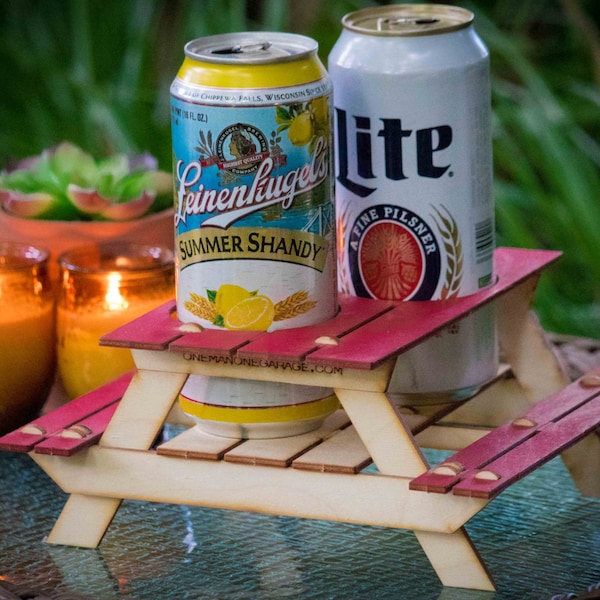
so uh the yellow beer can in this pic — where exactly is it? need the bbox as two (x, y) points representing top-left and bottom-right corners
(171, 32), (339, 437)
(171, 32), (337, 332)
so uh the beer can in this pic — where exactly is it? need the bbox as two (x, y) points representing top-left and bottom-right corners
(178, 377), (339, 439)
(329, 5), (498, 404)
(171, 32), (337, 332)
(171, 32), (339, 436)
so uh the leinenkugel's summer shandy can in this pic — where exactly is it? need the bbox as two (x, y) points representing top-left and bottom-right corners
(171, 32), (339, 437)
(329, 5), (498, 404)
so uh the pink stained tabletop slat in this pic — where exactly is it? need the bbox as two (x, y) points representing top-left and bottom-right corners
(408, 419), (538, 494)
(306, 247), (561, 369)
(98, 248), (559, 369)
(0, 371), (134, 453)
(169, 329), (265, 356)
(235, 295), (395, 363)
(451, 393), (600, 499)
(33, 402), (121, 457)
(410, 369), (600, 494)
(100, 301), (182, 350)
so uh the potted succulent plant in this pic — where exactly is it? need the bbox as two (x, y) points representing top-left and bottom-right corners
(0, 142), (174, 277)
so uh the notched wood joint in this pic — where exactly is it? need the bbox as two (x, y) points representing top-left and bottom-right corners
(20, 424), (46, 436)
(178, 322), (204, 333)
(61, 424), (93, 439)
(580, 373), (600, 388)
(432, 461), (464, 476)
(474, 470), (501, 481)
(512, 417), (537, 428)
(315, 335), (339, 346)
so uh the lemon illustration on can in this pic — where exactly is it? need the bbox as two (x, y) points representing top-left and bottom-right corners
(288, 111), (314, 146)
(224, 295), (275, 330)
(215, 284), (253, 317)
(184, 284), (318, 331)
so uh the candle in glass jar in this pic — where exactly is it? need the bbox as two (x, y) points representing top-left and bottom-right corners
(0, 241), (55, 434)
(57, 242), (174, 399)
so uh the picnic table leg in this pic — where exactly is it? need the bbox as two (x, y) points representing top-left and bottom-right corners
(41, 368), (188, 547)
(415, 529), (495, 591)
(334, 386), (495, 591)
(498, 278), (600, 497)
(333, 387), (428, 477)
(497, 276), (568, 403)
(561, 430), (600, 498)
(100, 369), (189, 450)
(46, 495), (122, 548)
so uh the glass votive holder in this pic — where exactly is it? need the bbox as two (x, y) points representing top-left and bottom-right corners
(0, 241), (55, 434)
(56, 242), (174, 400)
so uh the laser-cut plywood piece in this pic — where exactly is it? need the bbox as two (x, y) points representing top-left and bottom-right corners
(3, 248), (598, 592)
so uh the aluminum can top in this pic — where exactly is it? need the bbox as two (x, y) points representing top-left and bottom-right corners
(342, 4), (474, 37)
(184, 32), (318, 65)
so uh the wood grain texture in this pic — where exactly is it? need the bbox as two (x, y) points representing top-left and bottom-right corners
(225, 410), (351, 468)
(1, 247), (572, 591)
(33, 403), (121, 457)
(291, 425), (371, 473)
(32, 446), (486, 534)
(45, 494), (122, 548)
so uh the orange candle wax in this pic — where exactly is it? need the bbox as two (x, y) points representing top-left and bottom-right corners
(0, 242), (55, 433)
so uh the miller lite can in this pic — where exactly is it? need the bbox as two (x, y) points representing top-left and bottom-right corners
(329, 5), (498, 404)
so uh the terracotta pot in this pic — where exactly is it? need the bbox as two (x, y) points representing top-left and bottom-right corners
(0, 208), (174, 280)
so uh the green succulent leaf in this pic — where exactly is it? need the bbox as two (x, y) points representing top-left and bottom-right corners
(0, 142), (170, 221)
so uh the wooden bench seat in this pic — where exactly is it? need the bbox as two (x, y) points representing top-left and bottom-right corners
(4, 362), (597, 495)
(156, 410), (365, 470)
(0, 371), (133, 456)
(409, 368), (600, 499)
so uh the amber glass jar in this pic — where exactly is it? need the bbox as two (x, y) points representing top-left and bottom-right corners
(56, 242), (174, 399)
(0, 241), (55, 433)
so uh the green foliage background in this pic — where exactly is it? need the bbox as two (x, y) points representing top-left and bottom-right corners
(1, 0), (600, 337)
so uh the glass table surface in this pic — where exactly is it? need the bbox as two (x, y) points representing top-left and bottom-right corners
(1, 444), (599, 600)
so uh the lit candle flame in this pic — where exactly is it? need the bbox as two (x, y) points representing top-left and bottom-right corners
(104, 272), (129, 311)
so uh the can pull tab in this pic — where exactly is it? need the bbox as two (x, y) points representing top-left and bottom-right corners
(212, 42), (272, 56)
(377, 17), (439, 31)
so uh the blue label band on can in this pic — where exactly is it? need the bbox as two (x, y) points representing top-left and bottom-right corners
(171, 37), (337, 333)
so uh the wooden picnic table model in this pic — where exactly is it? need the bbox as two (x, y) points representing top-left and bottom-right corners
(3, 247), (600, 592)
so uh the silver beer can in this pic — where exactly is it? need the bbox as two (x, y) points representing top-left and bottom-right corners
(329, 5), (498, 404)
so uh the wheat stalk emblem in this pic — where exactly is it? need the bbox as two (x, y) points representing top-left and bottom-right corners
(194, 130), (216, 160)
(431, 205), (463, 299)
(183, 288), (317, 329)
(273, 290), (317, 321)
(184, 293), (217, 321)
(336, 205), (352, 295)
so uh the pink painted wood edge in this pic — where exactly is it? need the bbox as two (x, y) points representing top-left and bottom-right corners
(0, 371), (134, 453)
(307, 247), (561, 369)
(99, 247), (560, 370)
(453, 392), (600, 499)
(170, 329), (264, 356)
(410, 368), (600, 497)
(33, 402), (121, 457)
(99, 301), (180, 349)
(235, 295), (394, 362)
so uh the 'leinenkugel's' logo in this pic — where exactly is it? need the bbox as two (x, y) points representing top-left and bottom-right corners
(215, 123), (269, 175)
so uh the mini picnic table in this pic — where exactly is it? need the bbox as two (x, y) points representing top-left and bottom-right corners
(3, 247), (600, 592)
